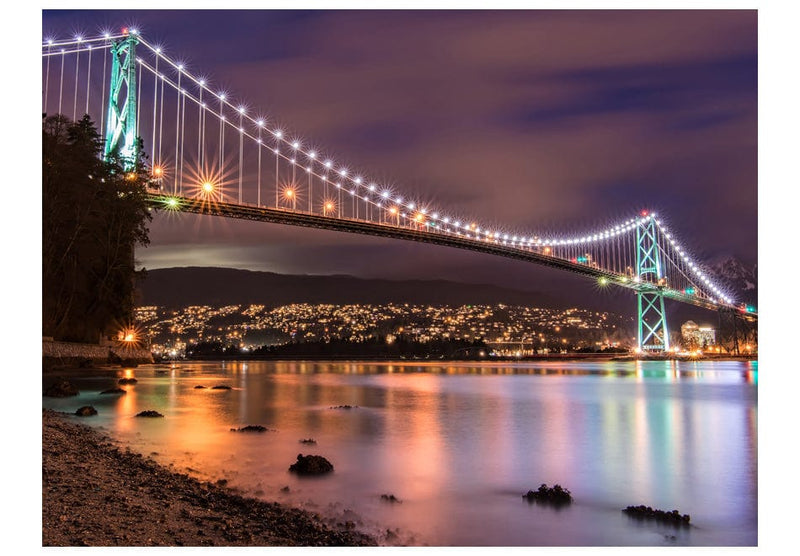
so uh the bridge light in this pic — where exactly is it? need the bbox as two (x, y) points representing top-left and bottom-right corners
(355, 177), (362, 184)
(202, 181), (214, 193)
(369, 184), (376, 192)
(274, 130), (283, 138)
(389, 206), (398, 214)
(292, 141), (300, 149)
(309, 151), (316, 159)
(685, 287), (695, 295)
(325, 160), (332, 168)
(599, 277), (608, 286)
(238, 106), (246, 114)
(152, 166), (164, 178)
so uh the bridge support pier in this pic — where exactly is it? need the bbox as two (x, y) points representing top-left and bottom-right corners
(638, 291), (669, 352)
(636, 215), (670, 353)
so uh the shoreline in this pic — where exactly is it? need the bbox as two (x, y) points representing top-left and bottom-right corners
(42, 409), (376, 547)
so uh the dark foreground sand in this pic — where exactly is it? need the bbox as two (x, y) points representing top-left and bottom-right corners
(42, 409), (376, 546)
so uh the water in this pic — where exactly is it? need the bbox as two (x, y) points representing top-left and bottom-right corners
(43, 359), (758, 546)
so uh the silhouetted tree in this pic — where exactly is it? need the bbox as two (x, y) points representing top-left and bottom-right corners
(43, 114), (152, 342)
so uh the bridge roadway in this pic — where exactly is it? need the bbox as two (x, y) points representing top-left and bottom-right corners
(146, 192), (755, 318)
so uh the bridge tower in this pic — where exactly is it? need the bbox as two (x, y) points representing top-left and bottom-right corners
(103, 31), (139, 167)
(636, 215), (670, 352)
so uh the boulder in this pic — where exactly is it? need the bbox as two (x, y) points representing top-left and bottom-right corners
(381, 494), (402, 503)
(230, 425), (269, 433)
(118, 378), (138, 385)
(289, 454), (334, 475)
(622, 505), (690, 526)
(211, 385), (232, 390)
(100, 387), (126, 395)
(299, 438), (317, 444)
(135, 410), (164, 418)
(43, 379), (79, 398)
(75, 406), (97, 416)
(523, 484), (573, 505)
(194, 385), (207, 389)
(330, 405), (357, 410)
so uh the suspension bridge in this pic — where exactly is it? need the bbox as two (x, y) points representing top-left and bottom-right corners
(42, 28), (757, 353)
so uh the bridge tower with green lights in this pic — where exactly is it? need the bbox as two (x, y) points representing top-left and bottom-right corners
(103, 31), (139, 167)
(636, 215), (670, 352)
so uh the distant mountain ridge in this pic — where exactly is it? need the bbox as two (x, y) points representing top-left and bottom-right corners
(709, 256), (758, 305)
(136, 267), (564, 309)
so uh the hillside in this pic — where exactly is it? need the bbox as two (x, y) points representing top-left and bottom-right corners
(135, 267), (564, 309)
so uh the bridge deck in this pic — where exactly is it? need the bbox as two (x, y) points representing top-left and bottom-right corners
(146, 193), (753, 318)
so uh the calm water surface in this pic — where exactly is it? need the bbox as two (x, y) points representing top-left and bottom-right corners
(43, 359), (758, 546)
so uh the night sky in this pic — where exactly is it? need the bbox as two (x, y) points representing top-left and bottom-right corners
(40, 9), (757, 306)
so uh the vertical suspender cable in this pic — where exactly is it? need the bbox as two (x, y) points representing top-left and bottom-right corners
(179, 90), (186, 195)
(44, 45), (51, 114)
(275, 146), (279, 208)
(136, 62), (142, 139)
(257, 127), (262, 207)
(73, 46), (80, 120)
(239, 113), (243, 203)
(218, 101), (224, 202)
(174, 71), (181, 194)
(100, 41), (107, 137)
(197, 88), (203, 169)
(85, 45), (92, 117)
(151, 55), (159, 166)
(58, 49), (65, 116)
(158, 74), (165, 169)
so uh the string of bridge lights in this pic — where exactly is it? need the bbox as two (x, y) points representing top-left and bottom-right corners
(43, 29), (735, 308)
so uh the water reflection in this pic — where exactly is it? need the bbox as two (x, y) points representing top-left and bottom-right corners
(43, 359), (757, 546)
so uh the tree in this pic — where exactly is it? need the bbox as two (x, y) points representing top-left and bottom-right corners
(43, 114), (152, 342)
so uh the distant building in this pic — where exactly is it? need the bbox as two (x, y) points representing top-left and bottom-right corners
(681, 320), (716, 349)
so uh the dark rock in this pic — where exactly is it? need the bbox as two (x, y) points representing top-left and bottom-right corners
(330, 405), (357, 410)
(280, 486), (290, 493)
(135, 410), (164, 418)
(216, 479), (228, 487)
(75, 406), (98, 416)
(100, 387), (126, 395)
(299, 438), (317, 444)
(194, 385), (207, 389)
(44, 379), (79, 398)
(230, 425), (270, 433)
(118, 378), (138, 385)
(523, 484), (573, 505)
(622, 505), (691, 526)
(380, 494), (401, 503)
(289, 454), (334, 475)
(211, 385), (232, 390)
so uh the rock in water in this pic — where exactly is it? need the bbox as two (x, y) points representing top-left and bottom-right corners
(44, 379), (79, 397)
(211, 385), (232, 390)
(622, 505), (691, 526)
(523, 484), (573, 505)
(75, 406), (97, 416)
(289, 454), (334, 475)
(100, 387), (126, 395)
(118, 378), (138, 385)
(135, 410), (164, 418)
(230, 425), (269, 433)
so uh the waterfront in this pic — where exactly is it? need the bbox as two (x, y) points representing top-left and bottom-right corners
(43, 359), (757, 546)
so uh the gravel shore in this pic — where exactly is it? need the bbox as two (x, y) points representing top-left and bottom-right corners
(42, 409), (376, 547)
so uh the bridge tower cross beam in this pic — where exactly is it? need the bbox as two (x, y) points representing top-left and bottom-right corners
(103, 32), (139, 168)
(636, 216), (670, 352)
